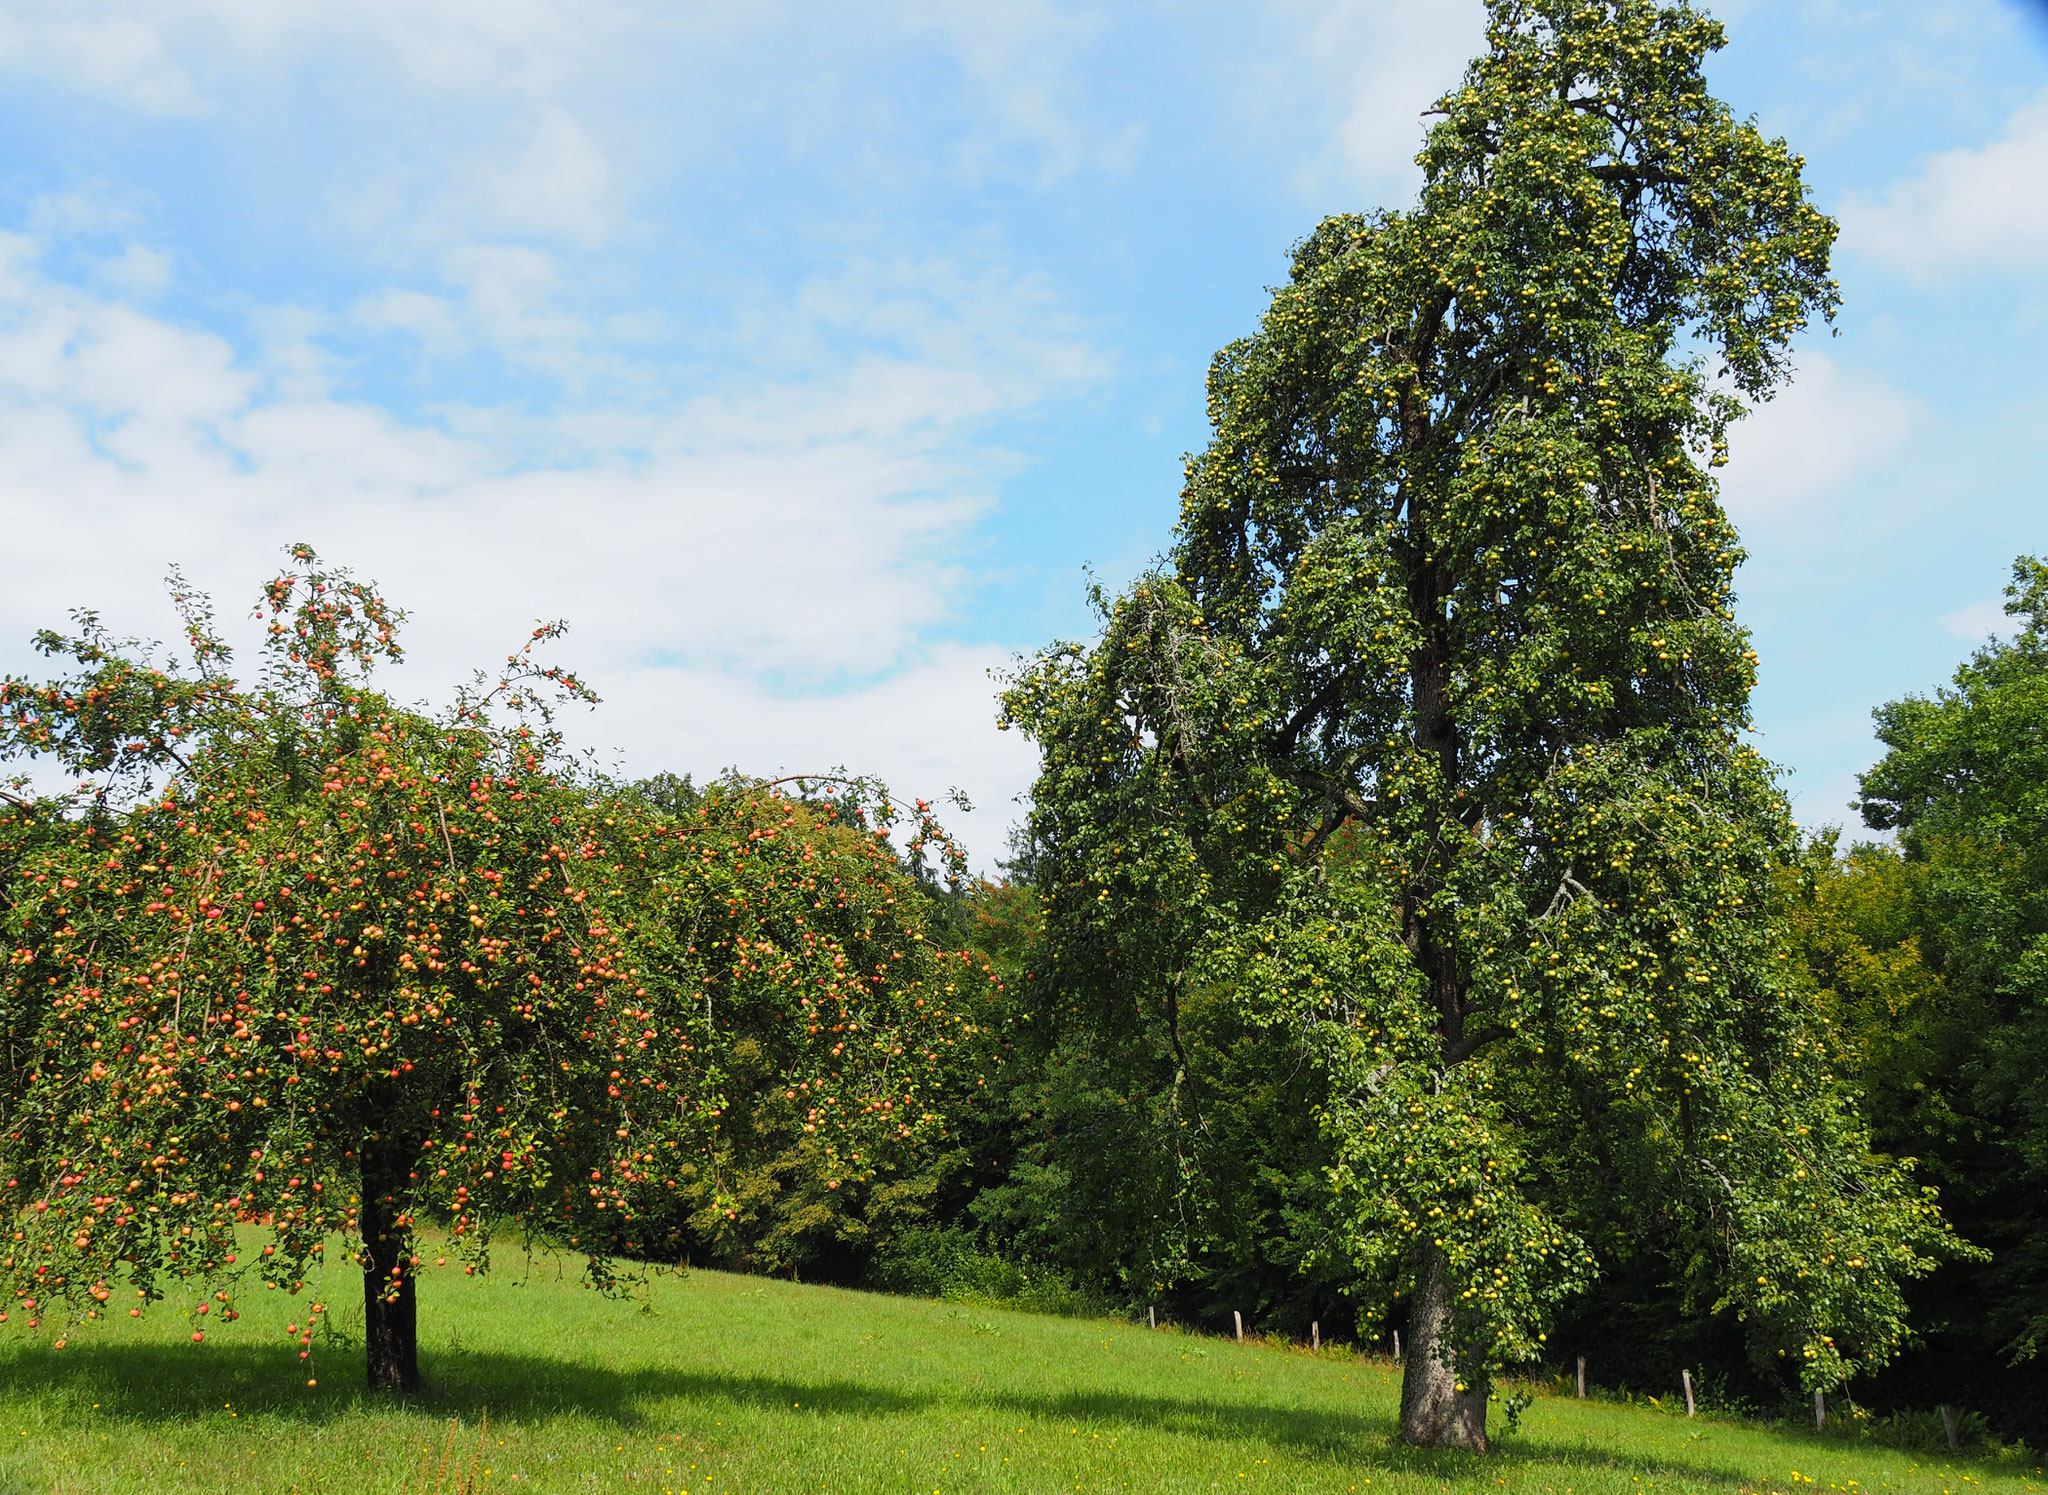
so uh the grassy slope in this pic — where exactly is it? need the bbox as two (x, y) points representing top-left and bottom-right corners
(0, 1248), (2035, 1495)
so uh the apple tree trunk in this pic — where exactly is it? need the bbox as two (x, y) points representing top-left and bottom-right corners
(360, 1138), (421, 1392)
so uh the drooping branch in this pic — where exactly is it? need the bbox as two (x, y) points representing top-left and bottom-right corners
(1399, 288), (1456, 452)
(1536, 871), (1597, 924)
(1275, 763), (1373, 825)
(1589, 162), (1685, 189)
(1269, 672), (1355, 757)
(1444, 1026), (1510, 1066)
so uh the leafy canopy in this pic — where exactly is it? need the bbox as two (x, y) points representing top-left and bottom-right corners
(0, 550), (1003, 1367)
(618, 773), (1014, 1281)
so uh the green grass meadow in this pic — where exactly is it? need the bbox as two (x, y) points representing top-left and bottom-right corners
(0, 1246), (2034, 1495)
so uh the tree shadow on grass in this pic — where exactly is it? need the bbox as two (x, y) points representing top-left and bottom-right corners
(1000, 1388), (1752, 1490)
(0, 1343), (926, 1429)
(0, 1343), (1751, 1489)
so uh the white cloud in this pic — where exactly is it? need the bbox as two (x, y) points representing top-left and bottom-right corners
(1840, 88), (2048, 277)
(905, 0), (1141, 184)
(598, 647), (1041, 858)
(1259, 0), (1486, 205)
(1940, 597), (2008, 641)
(0, 0), (599, 109)
(439, 246), (596, 377)
(0, 233), (1086, 866)
(328, 108), (627, 261)
(354, 289), (466, 356)
(0, 10), (201, 113)
(94, 244), (173, 297)
(0, 1), (1125, 246)
(1716, 354), (1921, 520)
(26, 185), (153, 239)
(480, 109), (616, 246)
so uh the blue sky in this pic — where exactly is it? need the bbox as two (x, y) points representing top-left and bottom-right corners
(0, 0), (2043, 862)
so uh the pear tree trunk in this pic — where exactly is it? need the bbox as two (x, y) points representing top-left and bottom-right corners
(1399, 1243), (1489, 1450)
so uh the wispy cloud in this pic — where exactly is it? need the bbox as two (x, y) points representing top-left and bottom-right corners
(1940, 597), (2009, 642)
(1254, 0), (1485, 206)
(0, 0), (1143, 865)
(1840, 88), (2048, 277)
(0, 7), (205, 113)
(904, 0), (1141, 184)
(1715, 354), (1921, 521)
(0, 0), (603, 110)
(0, 222), (1085, 860)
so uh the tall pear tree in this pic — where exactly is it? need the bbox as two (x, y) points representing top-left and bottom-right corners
(1003, 0), (1956, 1449)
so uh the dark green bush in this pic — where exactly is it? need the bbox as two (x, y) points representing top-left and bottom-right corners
(868, 1227), (1107, 1317)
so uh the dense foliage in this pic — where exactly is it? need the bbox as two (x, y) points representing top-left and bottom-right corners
(0, 552), (1008, 1389)
(1855, 561), (2048, 1243)
(1773, 558), (2048, 1440)
(617, 774), (1016, 1283)
(999, 0), (1954, 1448)
(1547, 562), (2048, 1439)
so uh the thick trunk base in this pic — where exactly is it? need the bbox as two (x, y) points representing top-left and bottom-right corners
(362, 1148), (421, 1392)
(364, 1250), (419, 1392)
(1399, 1246), (1490, 1451)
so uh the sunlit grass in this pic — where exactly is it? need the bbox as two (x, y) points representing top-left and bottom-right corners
(0, 1244), (2036, 1493)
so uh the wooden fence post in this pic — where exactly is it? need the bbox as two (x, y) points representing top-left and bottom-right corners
(1577, 1356), (1586, 1398)
(1813, 1389), (1826, 1431)
(1682, 1369), (1696, 1418)
(1393, 1329), (1402, 1362)
(1311, 1321), (1320, 1352)
(1148, 1306), (1156, 1331)
(1234, 1310), (1243, 1342)
(1940, 1404), (1958, 1450)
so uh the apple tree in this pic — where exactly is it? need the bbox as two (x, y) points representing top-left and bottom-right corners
(0, 548), (1000, 1390)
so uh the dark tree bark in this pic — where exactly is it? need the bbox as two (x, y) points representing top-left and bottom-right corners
(1393, 473), (1493, 1451)
(1400, 1243), (1490, 1451)
(360, 1133), (421, 1392)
